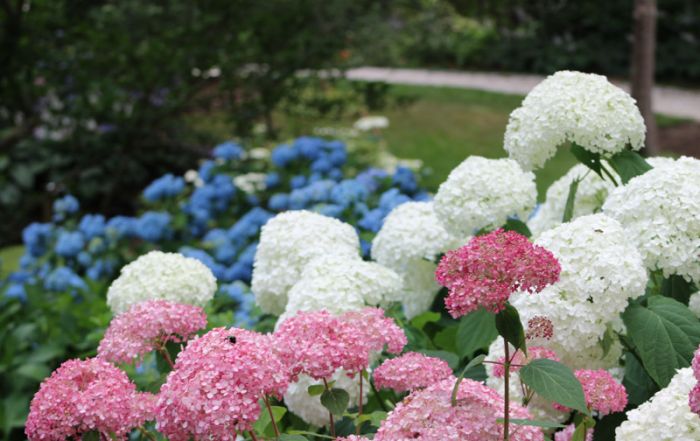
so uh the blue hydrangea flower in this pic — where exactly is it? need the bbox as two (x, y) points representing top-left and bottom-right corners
(268, 193), (289, 211)
(379, 188), (411, 211)
(44, 267), (86, 292)
(358, 208), (385, 232)
(53, 195), (80, 221)
(212, 141), (244, 160)
(294, 137), (325, 160)
(6, 283), (26, 299)
(392, 166), (419, 193)
(328, 148), (347, 167)
(179, 246), (226, 280)
(330, 179), (369, 207)
(55, 231), (86, 258)
(318, 204), (344, 218)
(271, 144), (297, 167)
(198, 160), (216, 183)
(265, 172), (281, 188)
(290, 175), (307, 189)
(356, 167), (389, 192)
(77, 251), (92, 267)
(22, 223), (53, 257)
(78, 214), (106, 240)
(143, 174), (185, 202)
(86, 259), (115, 280)
(228, 208), (272, 246)
(106, 216), (137, 239)
(310, 157), (333, 173)
(327, 168), (344, 181)
(135, 211), (172, 242)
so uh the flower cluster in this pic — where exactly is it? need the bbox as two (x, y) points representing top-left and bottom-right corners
(106, 251), (217, 314)
(616, 368), (700, 440)
(689, 347), (700, 415)
(373, 352), (453, 393)
(504, 70), (645, 170)
(433, 156), (537, 237)
(571, 369), (627, 415)
(372, 377), (542, 441)
(97, 300), (207, 364)
(554, 424), (593, 441)
(436, 229), (560, 317)
(491, 346), (559, 378)
(25, 358), (152, 440)
(603, 156), (700, 283)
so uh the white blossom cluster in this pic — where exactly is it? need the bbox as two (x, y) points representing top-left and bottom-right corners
(281, 255), (403, 320)
(528, 164), (615, 237)
(433, 156), (537, 237)
(251, 210), (361, 315)
(603, 156), (700, 283)
(511, 214), (647, 369)
(504, 71), (646, 170)
(284, 370), (368, 427)
(616, 368), (700, 440)
(688, 292), (700, 318)
(106, 251), (217, 314)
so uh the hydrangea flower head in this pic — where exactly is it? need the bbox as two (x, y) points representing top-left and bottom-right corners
(436, 229), (561, 317)
(689, 347), (700, 415)
(97, 300), (207, 364)
(156, 327), (290, 440)
(25, 358), (150, 441)
(373, 377), (542, 441)
(555, 424), (593, 441)
(374, 352), (453, 393)
(106, 251), (217, 314)
(553, 369), (627, 415)
(504, 71), (645, 170)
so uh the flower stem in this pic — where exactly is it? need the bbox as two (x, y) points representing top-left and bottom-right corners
(138, 426), (157, 441)
(157, 345), (175, 370)
(264, 395), (280, 439)
(248, 431), (259, 441)
(503, 338), (510, 441)
(356, 370), (364, 435)
(322, 378), (336, 438)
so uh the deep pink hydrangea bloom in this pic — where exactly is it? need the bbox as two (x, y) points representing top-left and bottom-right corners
(554, 424), (593, 441)
(435, 229), (560, 317)
(526, 316), (554, 341)
(492, 346), (559, 378)
(689, 347), (700, 415)
(97, 300), (207, 364)
(554, 369), (627, 415)
(155, 327), (290, 440)
(374, 352), (453, 393)
(274, 308), (406, 380)
(25, 358), (150, 441)
(373, 377), (542, 441)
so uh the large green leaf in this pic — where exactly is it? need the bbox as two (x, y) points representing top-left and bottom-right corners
(519, 359), (588, 414)
(418, 349), (459, 370)
(495, 304), (526, 355)
(622, 351), (658, 406)
(623, 296), (700, 387)
(320, 388), (350, 416)
(502, 218), (532, 238)
(606, 149), (652, 184)
(661, 274), (695, 305)
(451, 354), (486, 406)
(456, 308), (498, 358)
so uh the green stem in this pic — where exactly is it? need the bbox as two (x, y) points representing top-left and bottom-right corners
(322, 378), (336, 438)
(137, 426), (157, 441)
(356, 370), (364, 435)
(503, 338), (510, 441)
(264, 395), (280, 439)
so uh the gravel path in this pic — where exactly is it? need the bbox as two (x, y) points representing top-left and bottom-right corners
(347, 67), (700, 121)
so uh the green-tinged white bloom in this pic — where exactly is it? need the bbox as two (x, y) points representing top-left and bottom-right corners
(106, 251), (217, 314)
(504, 71), (645, 170)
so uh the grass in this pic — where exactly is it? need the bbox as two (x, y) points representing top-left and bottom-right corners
(0, 245), (24, 279)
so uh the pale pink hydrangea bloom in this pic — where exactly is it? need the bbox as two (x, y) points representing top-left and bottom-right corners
(526, 316), (554, 341)
(689, 347), (700, 415)
(155, 327), (290, 440)
(554, 424), (593, 441)
(97, 299), (207, 364)
(373, 377), (542, 441)
(492, 346), (559, 378)
(274, 307), (406, 380)
(554, 369), (627, 415)
(374, 352), (453, 393)
(25, 358), (151, 441)
(435, 229), (560, 317)
(336, 436), (372, 441)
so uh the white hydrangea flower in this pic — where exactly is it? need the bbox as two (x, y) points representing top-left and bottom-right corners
(512, 214), (647, 369)
(284, 370), (368, 427)
(603, 156), (700, 283)
(354, 115), (389, 131)
(504, 71), (645, 170)
(399, 259), (442, 320)
(688, 292), (700, 318)
(616, 368), (700, 440)
(528, 164), (615, 237)
(433, 156), (537, 237)
(251, 210), (361, 315)
(372, 201), (462, 271)
(282, 255), (403, 318)
(106, 251), (217, 314)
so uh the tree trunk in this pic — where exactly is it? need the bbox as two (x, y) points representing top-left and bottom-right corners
(631, 0), (660, 156)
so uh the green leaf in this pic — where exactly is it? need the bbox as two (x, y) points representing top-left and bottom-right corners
(502, 218), (532, 238)
(562, 176), (582, 223)
(253, 403), (286, 435)
(434, 326), (458, 353)
(451, 354), (486, 406)
(623, 297), (700, 387)
(307, 384), (325, 396)
(320, 388), (350, 416)
(410, 311), (440, 330)
(495, 304), (526, 355)
(519, 359), (588, 414)
(456, 308), (498, 358)
(417, 350), (459, 370)
(280, 435), (310, 441)
(571, 144), (603, 179)
(15, 363), (51, 382)
(82, 431), (100, 441)
(622, 351), (659, 405)
(495, 418), (565, 429)
(571, 423), (587, 441)
(599, 325), (615, 358)
(606, 150), (653, 184)
(661, 274), (695, 304)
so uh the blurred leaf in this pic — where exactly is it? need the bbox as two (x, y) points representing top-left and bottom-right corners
(456, 308), (497, 358)
(15, 363), (51, 381)
(502, 218), (531, 238)
(321, 388), (350, 416)
(410, 311), (440, 330)
(308, 384), (325, 396)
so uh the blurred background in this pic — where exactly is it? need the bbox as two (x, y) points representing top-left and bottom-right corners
(1, 0), (699, 251)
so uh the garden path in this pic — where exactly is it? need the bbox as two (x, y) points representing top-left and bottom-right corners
(347, 67), (700, 121)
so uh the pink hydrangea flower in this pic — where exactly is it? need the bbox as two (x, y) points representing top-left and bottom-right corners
(689, 347), (700, 415)
(373, 377), (542, 441)
(274, 308), (406, 380)
(554, 424), (593, 441)
(492, 346), (559, 378)
(692, 346), (700, 381)
(155, 327), (290, 440)
(97, 300), (207, 364)
(337, 437), (371, 441)
(435, 229), (560, 317)
(25, 358), (150, 441)
(554, 369), (627, 415)
(374, 352), (453, 393)
(526, 316), (554, 341)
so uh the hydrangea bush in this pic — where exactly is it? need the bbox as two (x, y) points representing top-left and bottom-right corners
(5, 70), (700, 441)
